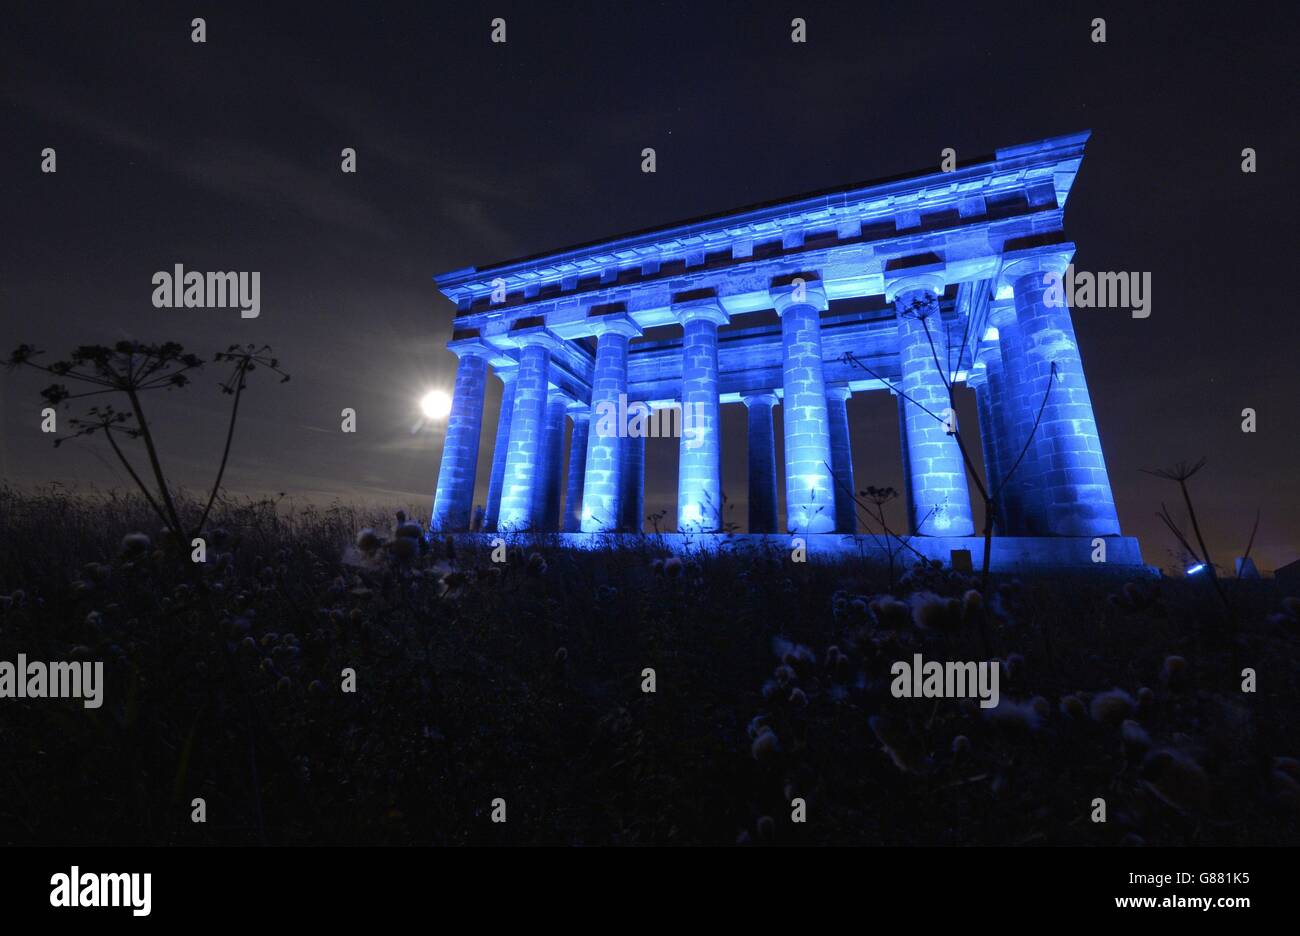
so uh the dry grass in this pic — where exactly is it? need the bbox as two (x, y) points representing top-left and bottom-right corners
(1, 486), (1297, 845)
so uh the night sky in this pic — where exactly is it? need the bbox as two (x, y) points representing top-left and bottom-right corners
(3, 0), (1296, 571)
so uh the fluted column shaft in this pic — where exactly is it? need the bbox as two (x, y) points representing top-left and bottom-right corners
(677, 302), (727, 532)
(773, 279), (835, 534)
(972, 350), (1010, 534)
(988, 302), (1038, 534)
(497, 338), (554, 530)
(430, 345), (489, 531)
(582, 321), (637, 532)
(534, 391), (568, 532)
(826, 386), (857, 533)
(483, 370), (516, 532)
(896, 391), (914, 522)
(563, 411), (590, 533)
(1003, 255), (1120, 536)
(893, 280), (974, 535)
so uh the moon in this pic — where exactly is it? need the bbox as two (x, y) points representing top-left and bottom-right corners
(420, 389), (452, 420)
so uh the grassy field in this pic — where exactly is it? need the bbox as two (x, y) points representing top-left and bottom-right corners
(1, 485), (1297, 846)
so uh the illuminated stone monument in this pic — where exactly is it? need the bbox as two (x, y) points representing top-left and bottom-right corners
(429, 132), (1143, 569)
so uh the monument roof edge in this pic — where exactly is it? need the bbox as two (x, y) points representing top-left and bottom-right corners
(433, 132), (1092, 290)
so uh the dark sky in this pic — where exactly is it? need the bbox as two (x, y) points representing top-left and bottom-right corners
(2, 0), (1297, 572)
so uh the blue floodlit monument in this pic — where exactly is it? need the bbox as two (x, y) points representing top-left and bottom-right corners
(429, 132), (1144, 569)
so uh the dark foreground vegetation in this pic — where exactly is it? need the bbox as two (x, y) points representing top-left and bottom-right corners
(1, 486), (1297, 846)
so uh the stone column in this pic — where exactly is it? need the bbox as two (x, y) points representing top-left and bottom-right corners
(676, 299), (728, 532)
(826, 385), (857, 533)
(895, 390), (915, 523)
(971, 344), (1010, 534)
(497, 330), (558, 531)
(534, 391), (568, 532)
(562, 409), (590, 533)
(743, 392), (779, 534)
(621, 430), (646, 532)
(581, 312), (642, 533)
(890, 274), (974, 536)
(987, 300), (1037, 534)
(1001, 250), (1121, 536)
(772, 276), (835, 534)
(482, 368), (516, 532)
(430, 339), (491, 532)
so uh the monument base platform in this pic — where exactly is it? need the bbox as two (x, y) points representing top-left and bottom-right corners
(450, 532), (1149, 572)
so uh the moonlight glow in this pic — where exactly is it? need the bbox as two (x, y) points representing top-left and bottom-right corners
(420, 389), (452, 420)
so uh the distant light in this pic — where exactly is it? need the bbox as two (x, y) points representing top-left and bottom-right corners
(421, 389), (452, 420)
(1186, 563), (1206, 575)
(982, 326), (1000, 341)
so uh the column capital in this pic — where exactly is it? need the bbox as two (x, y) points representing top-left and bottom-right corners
(884, 272), (945, 304)
(508, 323), (563, 353)
(968, 340), (1001, 389)
(769, 274), (828, 315)
(742, 391), (778, 408)
(447, 337), (496, 359)
(581, 308), (642, 339)
(493, 364), (519, 383)
(893, 288), (940, 320)
(674, 297), (729, 327)
(825, 384), (852, 403)
(999, 244), (1076, 287)
(987, 297), (1017, 328)
(974, 334), (1002, 362)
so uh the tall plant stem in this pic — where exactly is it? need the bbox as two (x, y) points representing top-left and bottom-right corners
(125, 386), (184, 537)
(1179, 478), (1230, 614)
(103, 427), (171, 530)
(198, 359), (250, 534)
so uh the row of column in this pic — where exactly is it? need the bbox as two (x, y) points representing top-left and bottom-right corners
(969, 254), (1120, 537)
(432, 258), (1119, 539)
(889, 258), (1119, 538)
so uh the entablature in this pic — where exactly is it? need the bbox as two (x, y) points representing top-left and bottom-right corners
(434, 132), (1089, 326)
